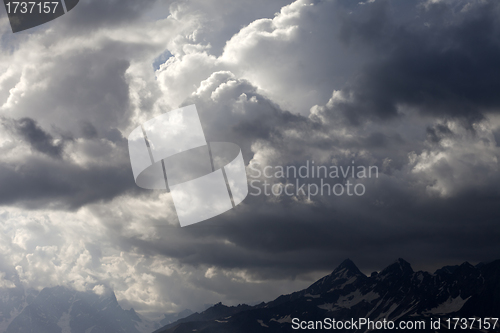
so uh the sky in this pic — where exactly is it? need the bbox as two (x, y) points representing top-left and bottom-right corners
(0, 0), (500, 318)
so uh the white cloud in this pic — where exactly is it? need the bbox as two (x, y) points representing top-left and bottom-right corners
(409, 119), (500, 197)
(154, 0), (369, 114)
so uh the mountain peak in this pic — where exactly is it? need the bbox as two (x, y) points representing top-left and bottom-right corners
(453, 261), (475, 275)
(396, 258), (412, 267)
(331, 258), (363, 277)
(379, 258), (414, 277)
(155, 258), (500, 333)
(339, 258), (356, 269)
(435, 265), (459, 275)
(460, 261), (473, 268)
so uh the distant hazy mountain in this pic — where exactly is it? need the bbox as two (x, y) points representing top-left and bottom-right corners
(158, 309), (193, 327)
(155, 259), (500, 333)
(0, 285), (159, 333)
(0, 286), (35, 331)
(155, 302), (253, 332)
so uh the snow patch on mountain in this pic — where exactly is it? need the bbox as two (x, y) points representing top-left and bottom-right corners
(271, 315), (292, 323)
(257, 319), (268, 327)
(317, 303), (337, 311)
(57, 307), (71, 333)
(0, 304), (24, 332)
(426, 296), (470, 314)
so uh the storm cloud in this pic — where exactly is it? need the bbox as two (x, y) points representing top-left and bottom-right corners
(0, 0), (499, 318)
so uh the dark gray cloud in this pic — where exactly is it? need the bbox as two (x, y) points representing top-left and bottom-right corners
(0, 153), (140, 210)
(106, 72), (500, 284)
(0, 50), (142, 209)
(0, 27), (160, 210)
(1, 0), (500, 316)
(117, 187), (500, 281)
(326, 0), (500, 125)
(8, 117), (67, 159)
(80, 121), (98, 139)
(110, 0), (500, 286)
(54, 0), (162, 33)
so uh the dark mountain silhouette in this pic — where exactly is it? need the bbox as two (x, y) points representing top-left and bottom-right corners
(154, 259), (500, 333)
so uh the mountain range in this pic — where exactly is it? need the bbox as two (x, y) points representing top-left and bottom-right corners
(0, 285), (160, 333)
(1, 258), (499, 332)
(154, 258), (500, 333)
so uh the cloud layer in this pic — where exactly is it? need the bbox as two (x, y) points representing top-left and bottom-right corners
(0, 0), (499, 317)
